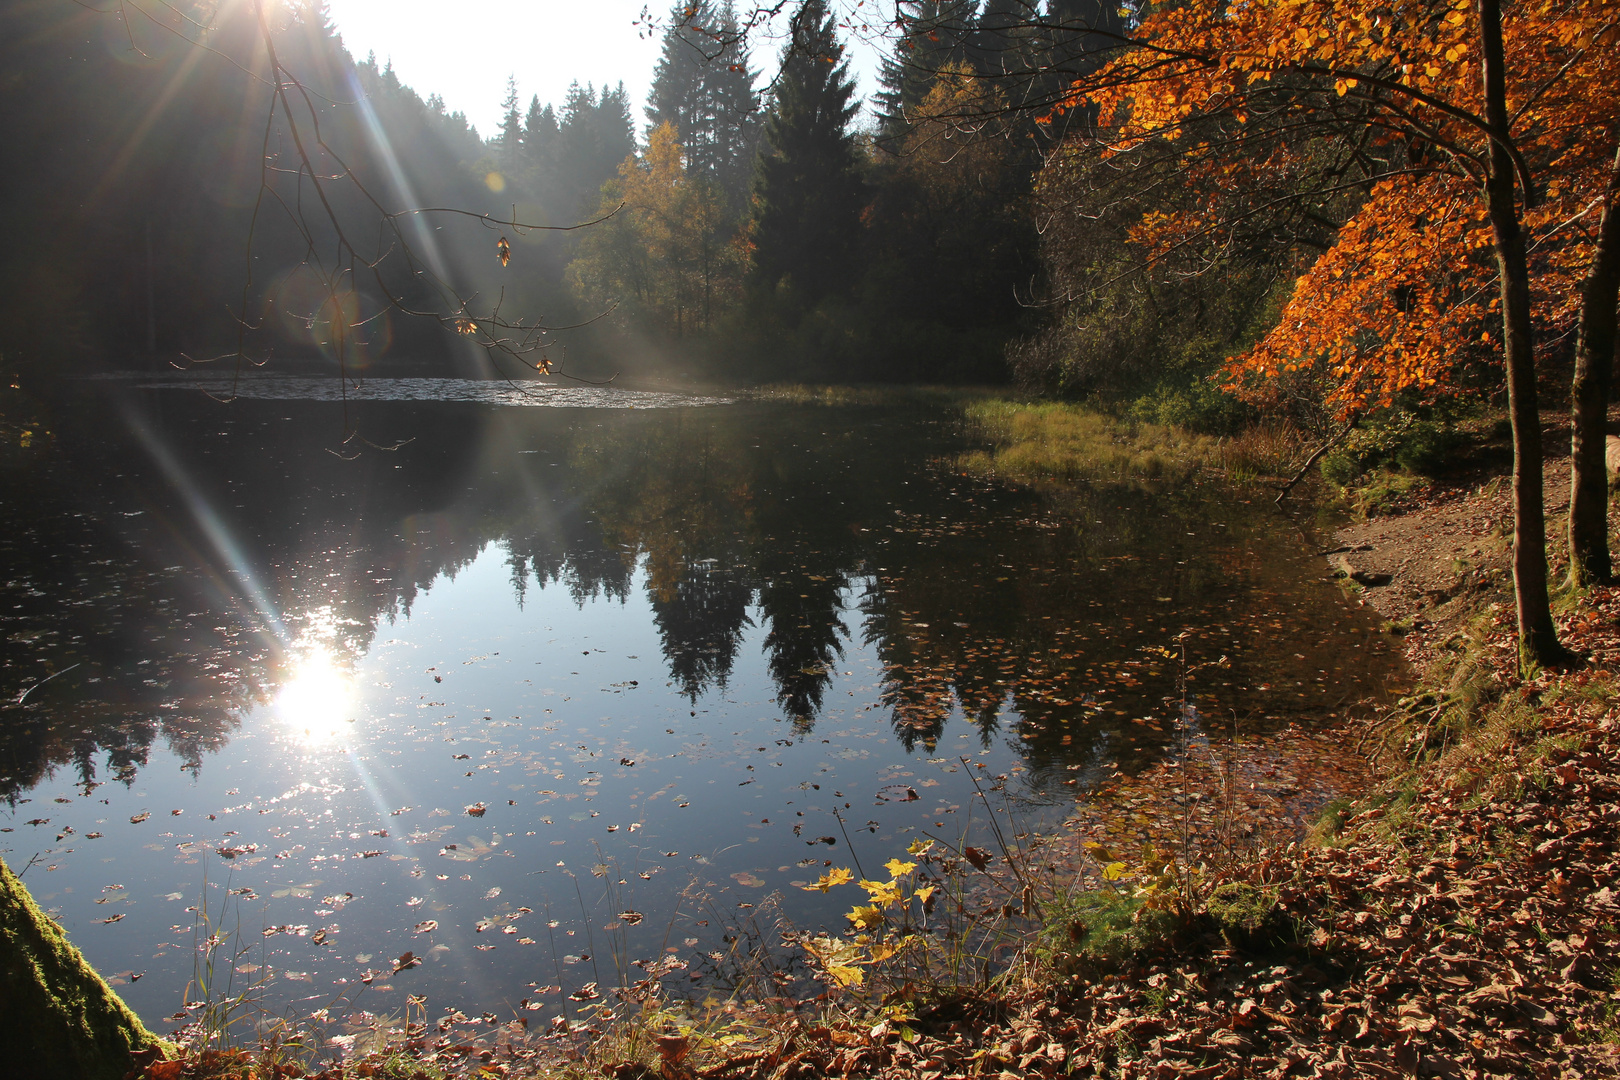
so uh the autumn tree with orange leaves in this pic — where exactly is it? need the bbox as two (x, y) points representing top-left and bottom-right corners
(1050, 0), (1620, 668)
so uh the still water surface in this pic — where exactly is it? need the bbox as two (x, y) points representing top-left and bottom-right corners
(0, 381), (1401, 1029)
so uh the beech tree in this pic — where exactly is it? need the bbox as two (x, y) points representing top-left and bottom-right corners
(1051, 0), (1620, 667)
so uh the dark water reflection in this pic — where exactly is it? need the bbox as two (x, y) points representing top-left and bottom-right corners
(0, 382), (1402, 1029)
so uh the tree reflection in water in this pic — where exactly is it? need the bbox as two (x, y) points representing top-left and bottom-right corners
(0, 385), (1401, 804)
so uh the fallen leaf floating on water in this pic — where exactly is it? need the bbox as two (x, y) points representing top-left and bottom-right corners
(568, 983), (600, 1001)
(130, 812), (149, 824)
(619, 910), (645, 925)
(25, 818), (48, 826)
(465, 803), (486, 817)
(392, 952), (421, 973)
(414, 920), (438, 934)
(963, 846), (994, 870)
(100, 913), (125, 924)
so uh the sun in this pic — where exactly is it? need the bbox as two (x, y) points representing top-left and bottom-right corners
(275, 647), (357, 746)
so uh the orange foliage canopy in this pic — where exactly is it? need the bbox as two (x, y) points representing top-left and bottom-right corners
(1063, 0), (1620, 414)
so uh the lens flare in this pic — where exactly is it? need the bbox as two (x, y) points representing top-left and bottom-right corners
(276, 648), (356, 746)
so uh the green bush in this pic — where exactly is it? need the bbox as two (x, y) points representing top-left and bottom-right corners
(1126, 379), (1255, 436)
(1392, 420), (1465, 475)
(1319, 449), (1361, 487)
(1317, 408), (1471, 487)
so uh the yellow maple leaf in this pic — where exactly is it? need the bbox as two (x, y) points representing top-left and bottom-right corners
(826, 962), (865, 987)
(847, 904), (885, 930)
(883, 858), (917, 878)
(800, 867), (854, 893)
(859, 879), (904, 907)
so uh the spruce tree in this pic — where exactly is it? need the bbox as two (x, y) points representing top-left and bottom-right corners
(646, 0), (712, 142)
(522, 95), (557, 188)
(597, 83), (636, 172)
(748, 0), (862, 303)
(556, 82), (635, 214)
(497, 75), (523, 172)
(703, 2), (760, 208)
(873, 1), (976, 143)
(969, 0), (1029, 76)
(647, 1), (759, 210)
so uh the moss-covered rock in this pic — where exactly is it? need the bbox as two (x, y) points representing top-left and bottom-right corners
(1205, 881), (1281, 949)
(0, 854), (168, 1080)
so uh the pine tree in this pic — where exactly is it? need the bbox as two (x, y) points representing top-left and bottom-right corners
(749, 0), (862, 303)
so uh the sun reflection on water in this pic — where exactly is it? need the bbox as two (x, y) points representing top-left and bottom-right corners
(275, 647), (356, 745)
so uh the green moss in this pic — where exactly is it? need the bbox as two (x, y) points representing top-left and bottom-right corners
(0, 854), (168, 1079)
(1205, 882), (1280, 948)
(1037, 889), (1183, 974)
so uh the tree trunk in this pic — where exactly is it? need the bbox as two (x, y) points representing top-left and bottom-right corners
(1479, 0), (1569, 668)
(1567, 140), (1620, 588)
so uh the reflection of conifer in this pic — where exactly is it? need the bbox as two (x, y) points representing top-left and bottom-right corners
(650, 565), (754, 700)
(758, 570), (849, 729)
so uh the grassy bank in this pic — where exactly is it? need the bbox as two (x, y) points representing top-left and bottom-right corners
(957, 399), (1303, 485)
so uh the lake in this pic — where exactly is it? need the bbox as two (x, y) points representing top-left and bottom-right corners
(0, 378), (1402, 1034)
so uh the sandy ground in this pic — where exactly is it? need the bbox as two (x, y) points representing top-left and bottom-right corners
(1327, 412), (1619, 666)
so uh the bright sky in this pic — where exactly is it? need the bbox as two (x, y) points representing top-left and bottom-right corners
(322, 0), (894, 138)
